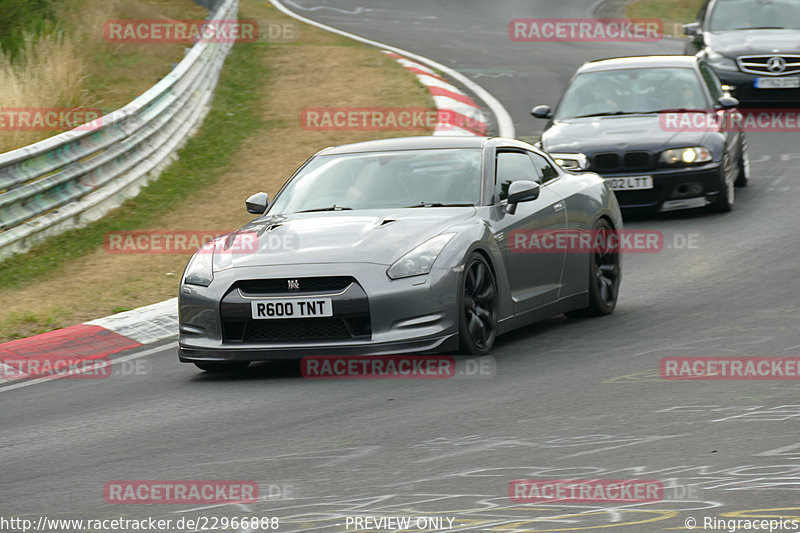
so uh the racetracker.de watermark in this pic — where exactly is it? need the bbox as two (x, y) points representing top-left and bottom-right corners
(104, 481), (260, 504)
(660, 109), (800, 133)
(0, 107), (102, 132)
(661, 356), (800, 380)
(0, 356), (148, 380)
(509, 229), (700, 253)
(509, 479), (664, 503)
(301, 355), (496, 380)
(301, 107), (487, 134)
(102, 230), (289, 254)
(103, 19), (298, 43)
(509, 18), (663, 42)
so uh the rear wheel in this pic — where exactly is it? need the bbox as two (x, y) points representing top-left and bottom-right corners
(566, 219), (620, 318)
(194, 362), (250, 372)
(458, 253), (498, 355)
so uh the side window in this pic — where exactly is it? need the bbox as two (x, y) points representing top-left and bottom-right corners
(530, 152), (560, 183)
(495, 151), (538, 202)
(698, 62), (723, 100)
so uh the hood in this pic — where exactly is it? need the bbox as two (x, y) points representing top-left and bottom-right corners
(707, 29), (800, 58)
(541, 114), (713, 155)
(214, 208), (477, 269)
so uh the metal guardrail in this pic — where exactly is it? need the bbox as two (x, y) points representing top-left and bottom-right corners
(0, 0), (238, 261)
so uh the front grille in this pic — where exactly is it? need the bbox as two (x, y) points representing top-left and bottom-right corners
(244, 318), (351, 342)
(592, 151), (655, 172)
(738, 54), (800, 76)
(237, 277), (354, 296)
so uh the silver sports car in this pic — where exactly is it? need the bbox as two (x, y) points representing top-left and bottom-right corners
(178, 136), (622, 371)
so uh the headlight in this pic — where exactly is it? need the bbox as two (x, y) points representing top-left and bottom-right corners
(659, 147), (712, 165)
(550, 152), (589, 171)
(706, 51), (738, 71)
(387, 233), (455, 280)
(182, 240), (217, 287)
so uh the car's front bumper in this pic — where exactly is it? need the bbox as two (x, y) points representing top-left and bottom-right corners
(597, 162), (723, 212)
(178, 262), (461, 362)
(713, 69), (800, 104)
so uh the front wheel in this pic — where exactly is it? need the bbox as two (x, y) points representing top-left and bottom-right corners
(566, 219), (620, 318)
(712, 152), (735, 212)
(735, 135), (749, 187)
(458, 253), (498, 355)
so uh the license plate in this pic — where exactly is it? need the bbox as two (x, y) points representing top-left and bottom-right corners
(251, 298), (333, 319)
(606, 176), (653, 191)
(755, 77), (800, 89)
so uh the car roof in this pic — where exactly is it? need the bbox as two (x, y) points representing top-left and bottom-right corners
(578, 55), (700, 73)
(318, 135), (489, 155)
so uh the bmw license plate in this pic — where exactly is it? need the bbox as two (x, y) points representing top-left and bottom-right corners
(755, 77), (800, 89)
(606, 176), (653, 191)
(251, 298), (333, 319)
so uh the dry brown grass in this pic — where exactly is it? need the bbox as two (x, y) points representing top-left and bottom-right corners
(0, 0), (207, 153)
(0, 0), (433, 341)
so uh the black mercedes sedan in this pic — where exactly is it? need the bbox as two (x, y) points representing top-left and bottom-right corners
(684, 0), (800, 103)
(531, 55), (748, 213)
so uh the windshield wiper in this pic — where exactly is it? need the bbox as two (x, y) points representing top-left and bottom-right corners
(296, 205), (353, 213)
(404, 202), (475, 208)
(735, 26), (786, 30)
(572, 111), (646, 118)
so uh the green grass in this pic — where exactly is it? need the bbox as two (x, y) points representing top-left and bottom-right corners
(0, 39), (270, 291)
(0, 0), (57, 58)
(627, 0), (705, 36)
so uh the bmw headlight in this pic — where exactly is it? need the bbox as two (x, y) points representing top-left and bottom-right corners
(659, 147), (712, 165)
(706, 51), (738, 71)
(550, 152), (589, 171)
(182, 240), (217, 287)
(387, 233), (456, 280)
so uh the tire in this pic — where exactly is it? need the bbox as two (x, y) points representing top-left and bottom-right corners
(712, 151), (735, 213)
(458, 253), (498, 355)
(735, 135), (749, 188)
(565, 219), (620, 318)
(194, 362), (250, 372)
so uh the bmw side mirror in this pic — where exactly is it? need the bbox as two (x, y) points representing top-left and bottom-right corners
(505, 180), (540, 214)
(531, 105), (553, 119)
(717, 95), (739, 109)
(246, 192), (269, 214)
(683, 22), (701, 36)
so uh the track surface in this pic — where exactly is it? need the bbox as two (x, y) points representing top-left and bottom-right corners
(3, 1), (799, 532)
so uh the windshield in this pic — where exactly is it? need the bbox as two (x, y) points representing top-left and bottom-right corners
(555, 67), (709, 119)
(708, 0), (800, 31)
(268, 148), (483, 214)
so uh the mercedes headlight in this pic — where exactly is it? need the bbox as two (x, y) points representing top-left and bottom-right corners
(550, 152), (589, 171)
(660, 147), (712, 165)
(706, 51), (738, 71)
(387, 233), (455, 280)
(182, 240), (217, 287)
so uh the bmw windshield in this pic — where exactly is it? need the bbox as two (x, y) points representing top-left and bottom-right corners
(555, 67), (710, 119)
(267, 149), (483, 214)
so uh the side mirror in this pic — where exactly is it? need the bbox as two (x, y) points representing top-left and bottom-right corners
(531, 105), (553, 119)
(683, 22), (701, 36)
(245, 192), (269, 214)
(717, 95), (739, 109)
(505, 180), (540, 214)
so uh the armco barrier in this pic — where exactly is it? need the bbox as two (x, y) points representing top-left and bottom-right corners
(0, 0), (238, 261)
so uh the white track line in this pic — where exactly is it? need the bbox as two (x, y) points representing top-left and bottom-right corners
(271, 0), (515, 138)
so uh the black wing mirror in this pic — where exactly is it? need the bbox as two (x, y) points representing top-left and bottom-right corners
(683, 22), (701, 36)
(531, 105), (553, 119)
(245, 192), (269, 214)
(506, 180), (540, 214)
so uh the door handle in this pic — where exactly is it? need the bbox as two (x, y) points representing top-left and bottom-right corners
(553, 202), (565, 212)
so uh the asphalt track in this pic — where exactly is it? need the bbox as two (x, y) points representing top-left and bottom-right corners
(2, 1), (799, 532)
